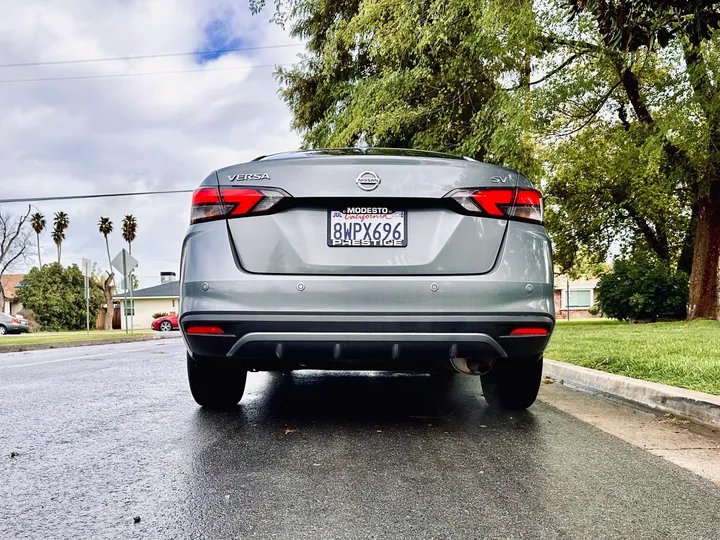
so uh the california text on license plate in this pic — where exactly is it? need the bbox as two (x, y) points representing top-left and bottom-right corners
(328, 207), (407, 247)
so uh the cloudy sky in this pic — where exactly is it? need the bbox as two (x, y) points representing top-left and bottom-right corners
(0, 0), (301, 287)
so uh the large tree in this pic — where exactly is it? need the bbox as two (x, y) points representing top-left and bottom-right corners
(16, 263), (103, 331)
(254, 0), (540, 173)
(30, 212), (45, 268)
(254, 0), (720, 318)
(52, 211), (69, 264)
(0, 206), (33, 313)
(558, 0), (720, 318)
(97, 217), (116, 330)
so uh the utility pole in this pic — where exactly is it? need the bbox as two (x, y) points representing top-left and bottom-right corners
(82, 258), (91, 334)
(122, 252), (128, 334)
(566, 275), (571, 322)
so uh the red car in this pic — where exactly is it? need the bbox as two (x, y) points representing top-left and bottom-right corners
(152, 314), (179, 332)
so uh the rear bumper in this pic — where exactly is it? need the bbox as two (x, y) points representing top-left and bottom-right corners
(4, 323), (29, 334)
(181, 313), (553, 370)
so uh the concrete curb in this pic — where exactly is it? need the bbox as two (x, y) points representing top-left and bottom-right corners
(0, 333), (181, 354)
(543, 359), (720, 430)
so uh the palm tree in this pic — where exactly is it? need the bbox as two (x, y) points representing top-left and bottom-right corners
(52, 211), (69, 263)
(30, 212), (46, 267)
(98, 217), (115, 330)
(121, 215), (137, 253)
(98, 217), (114, 272)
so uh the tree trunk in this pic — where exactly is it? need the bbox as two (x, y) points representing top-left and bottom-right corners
(103, 273), (115, 330)
(36, 232), (42, 267)
(687, 182), (720, 320)
(678, 202), (698, 276)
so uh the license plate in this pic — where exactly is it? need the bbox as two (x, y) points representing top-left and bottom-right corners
(328, 207), (407, 247)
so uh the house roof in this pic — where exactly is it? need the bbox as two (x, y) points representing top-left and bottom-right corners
(113, 280), (179, 300)
(1, 274), (25, 300)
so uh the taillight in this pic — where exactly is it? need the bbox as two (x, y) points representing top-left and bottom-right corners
(190, 187), (288, 224)
(11, 317), (19, 323)
(447, 188), (543, 224)
(190, 187), (224, 224)
(186, 326), (225, 335)
(510, 327), (549, 336)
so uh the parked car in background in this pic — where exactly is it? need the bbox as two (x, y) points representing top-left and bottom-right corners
(0, 312), (30, 335)
(151, 314), (178, 332)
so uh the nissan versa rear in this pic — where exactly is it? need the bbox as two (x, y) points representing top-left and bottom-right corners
(179, 148), (555, 410)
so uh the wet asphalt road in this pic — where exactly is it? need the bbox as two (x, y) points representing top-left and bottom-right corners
(2, 339), (720, 540)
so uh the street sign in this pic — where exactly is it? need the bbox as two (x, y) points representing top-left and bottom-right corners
(111, 249), (138, 277)
(81, 258), (92, 277)
(111, 249), (139, 334)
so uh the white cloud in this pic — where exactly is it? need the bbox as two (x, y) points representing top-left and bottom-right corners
(0, 0), (302, 286)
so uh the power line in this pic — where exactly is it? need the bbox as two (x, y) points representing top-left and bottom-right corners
(0, 189), (194, 204)
(0, 43), (302, 68)
(0, 63), (288, 84)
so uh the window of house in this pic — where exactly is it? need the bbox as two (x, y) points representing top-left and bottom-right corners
(125, 299), (135, 316)
(563, 289), (593, 309)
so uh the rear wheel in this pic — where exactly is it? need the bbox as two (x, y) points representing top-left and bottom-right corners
(159, 320), (172, 332)
(481, 356), (543, 410)
(186, 353), (247, 409)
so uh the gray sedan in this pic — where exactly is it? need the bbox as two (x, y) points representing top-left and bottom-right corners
(180, 146), (554, 410)
(0, 312), (30, 334)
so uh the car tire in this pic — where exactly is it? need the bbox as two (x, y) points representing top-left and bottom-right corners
(0, 325), (6, 335)
(480, 356), (543, 410)
(159, 321), (172, 332)
(186, 353), (247, 409)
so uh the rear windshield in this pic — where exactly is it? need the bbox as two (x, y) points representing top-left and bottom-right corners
(257, 148), (465, 161)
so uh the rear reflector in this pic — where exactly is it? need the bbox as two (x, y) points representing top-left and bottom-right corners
(190, 186), (289, 224)
(510, 328), (549, 336)
(186, 326), (225, 335)
(447, 188), (543, 224)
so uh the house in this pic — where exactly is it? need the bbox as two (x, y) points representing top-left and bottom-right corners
(554, 276), (600, 319)
(113, 278), (180, 330)
(1, 273), (25, 316)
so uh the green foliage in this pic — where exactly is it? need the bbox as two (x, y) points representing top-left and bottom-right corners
(152, 312), (169, 319)
(16, 263), (104, 331)
(270, 0), (542, 174)
(596, 252), (689, 321)
(587, 304), (600, 316)
(256, 0), (720, 294)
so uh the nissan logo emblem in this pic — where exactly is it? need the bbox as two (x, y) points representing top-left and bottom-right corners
(356, 171), (381, 191)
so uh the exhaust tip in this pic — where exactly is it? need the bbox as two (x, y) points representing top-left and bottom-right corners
(449, 357), (495, 375)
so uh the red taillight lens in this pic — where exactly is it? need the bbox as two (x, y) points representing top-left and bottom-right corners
(11, 317), (19, 323)
(190, 186), (288, 224)
(190, 187), (224, 224)
(510, 328), (549, 336)
(186, 326), (225, 335)
(472, 189), (515, 216)
(447, 188), (544, 223)
(509, 189), (543, 223)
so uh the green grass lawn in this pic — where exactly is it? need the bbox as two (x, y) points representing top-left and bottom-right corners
(546, 319), (720, 395)
(0, 329), (153, 346)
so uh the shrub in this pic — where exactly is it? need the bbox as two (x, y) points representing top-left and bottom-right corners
(16, 263), (104, 331)
(152, 312), (169, 319)
(587, 304), (600, 316)
(596, 253), (689, 322)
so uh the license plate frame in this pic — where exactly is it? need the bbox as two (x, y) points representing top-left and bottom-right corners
(327, 207), (407, 247)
